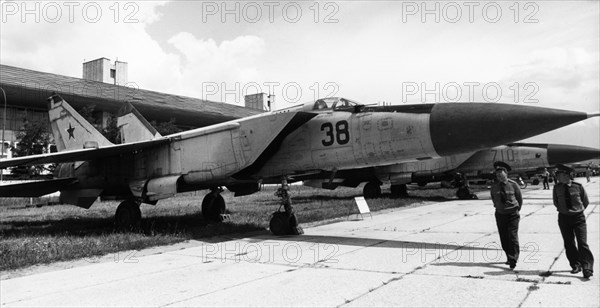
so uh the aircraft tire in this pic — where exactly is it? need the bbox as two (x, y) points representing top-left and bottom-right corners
(115, 200), (141, 230)
(270, 212), (290, 235)
(456, 187), (471, 200)
(532, 179), (540, 185)
(202, 193), (226, 221)
(363, 182), (382, 198)
(390, 184), (408, 198)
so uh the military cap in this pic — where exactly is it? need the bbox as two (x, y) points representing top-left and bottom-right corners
(493, 161), (511, 172)
(555, 163), (574, 174)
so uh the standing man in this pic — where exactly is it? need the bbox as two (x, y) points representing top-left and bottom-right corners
(542, 168), (550, 190)
(491, 161), (523, 270)
(553, 164), (594, 279)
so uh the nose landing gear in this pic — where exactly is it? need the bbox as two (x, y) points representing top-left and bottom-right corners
(269, 180), (303, 236)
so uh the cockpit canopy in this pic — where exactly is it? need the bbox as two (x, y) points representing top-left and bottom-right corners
(303, 97), (361, 112)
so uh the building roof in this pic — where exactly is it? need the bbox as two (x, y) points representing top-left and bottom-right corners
(0, 64), (261, 128)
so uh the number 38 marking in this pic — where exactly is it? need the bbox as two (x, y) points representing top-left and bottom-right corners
(321, 121), (349, 146)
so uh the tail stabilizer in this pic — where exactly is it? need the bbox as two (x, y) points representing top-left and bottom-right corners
(48, 94), (113, 151)
(116, 102), (162, 143)
(0, 178), (78, 197)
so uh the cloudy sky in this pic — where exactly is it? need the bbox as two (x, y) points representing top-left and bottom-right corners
(1, 1), (598, 147)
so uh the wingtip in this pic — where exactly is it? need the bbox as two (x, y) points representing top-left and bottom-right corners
(587, 112), (600, 118)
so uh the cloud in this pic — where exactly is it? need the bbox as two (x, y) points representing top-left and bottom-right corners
(165, 33), (265, 100)
(1, 1), (268, 104)
(1, 1), (185, 95)
(508, 47), (598, 88)
(495, 47), (599, 112)
(498, 47), (599, 146)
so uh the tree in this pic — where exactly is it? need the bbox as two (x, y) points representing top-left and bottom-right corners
(102, 114), (121, 144)
(11, 120), (52, 177)
(151, 118), (182, 136)
(78, 105), (120, 144)
(79, 104), (100, 126)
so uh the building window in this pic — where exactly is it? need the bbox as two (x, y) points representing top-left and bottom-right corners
(110, 69), (116, 78)
(0, 107), (48, 133)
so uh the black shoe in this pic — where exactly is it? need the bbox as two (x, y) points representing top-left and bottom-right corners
(571, 266), (582, 274)
(583, 270), (593, 279)
(509, 262), (516, 270)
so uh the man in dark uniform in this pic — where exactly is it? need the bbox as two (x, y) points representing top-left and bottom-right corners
(490, 161), (523, 270)
(553, 164), (594, 279)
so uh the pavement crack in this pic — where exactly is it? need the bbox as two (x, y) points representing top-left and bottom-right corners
(515, 206), (597, 308)
(161, 270), (288, 307)
(337, 274), (407, 308)
(462, 275), (485, 279)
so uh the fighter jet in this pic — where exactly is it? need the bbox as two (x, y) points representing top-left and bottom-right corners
(1, 94), (597, 234)
(303, 143), (600, 199)
(452, 143), (599, 186)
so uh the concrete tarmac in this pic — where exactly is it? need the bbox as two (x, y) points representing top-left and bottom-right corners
(1, 178), (599, 307)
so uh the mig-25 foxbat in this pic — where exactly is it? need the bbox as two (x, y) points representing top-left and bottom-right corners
(1, 95), (597, 235)
(303, 142), (599, 199)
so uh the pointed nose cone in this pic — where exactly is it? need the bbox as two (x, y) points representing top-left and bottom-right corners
(547, 144), (600, 165)
(430, 103), (594, 156)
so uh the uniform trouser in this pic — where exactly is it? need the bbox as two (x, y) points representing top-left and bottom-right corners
(495, 212), (520, 264)
(543, 179), (549, 189)
(558, 213), (594, 272)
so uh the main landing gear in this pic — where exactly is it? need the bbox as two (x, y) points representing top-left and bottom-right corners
(456, 186), (477, 200)
(363, 181), (408, 199)
(363, 181), (382, 198)
(454, 173), (478, 200)
(269, 180), (304, 236)
(114, 187), (228, 230)
(115, 199), (141, 230)
(390, 184), (408, 198)
(202, 187), (226, 221)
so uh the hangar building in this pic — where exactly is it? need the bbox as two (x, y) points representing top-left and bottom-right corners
(0, 59), (267, 160)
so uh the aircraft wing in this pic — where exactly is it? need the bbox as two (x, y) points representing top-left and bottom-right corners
(1, 110), (317, 171)
(232, 111), (317, 179)
(0, 138), (170, 169)
(0, 177), (78, 197)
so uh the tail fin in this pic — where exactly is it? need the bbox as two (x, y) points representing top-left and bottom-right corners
(48, 94), (113, 151)
(116, 102), (162, 143)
